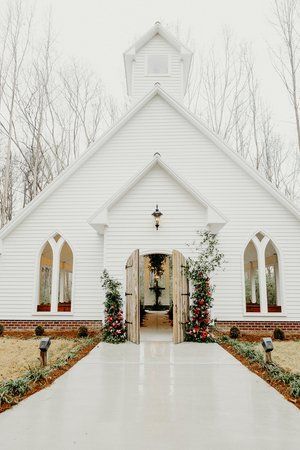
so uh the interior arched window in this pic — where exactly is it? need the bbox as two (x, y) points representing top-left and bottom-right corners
(244, 240), (260, 313)
(243, 233), (281, 314)
(38, 242), (53, 312)
(58, 242), (73, 312)
(265, 240), (281, 312)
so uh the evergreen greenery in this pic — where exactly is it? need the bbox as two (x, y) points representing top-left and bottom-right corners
(185, 230), (225, 343)
(273, 327), (285, 340)
(101, 270), (127, 344)
(77, 326), (88, 338)
(148, 254), (166, 277)
(229, 326), (240, 339)
(34, 325), (44, 336)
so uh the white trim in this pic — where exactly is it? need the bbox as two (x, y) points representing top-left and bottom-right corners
(88, 154), (227, 233)
(123, 22), (192, 96)
(1, 85), (300, 247)
(243, 313), (287, 318)
(34, 232), (75, 315)
(124, 23), (192, 55)
(31, 313), (74, 317)
(241, 230), (285, 316)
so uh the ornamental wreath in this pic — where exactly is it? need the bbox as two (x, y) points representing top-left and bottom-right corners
(185, 230), (225, 343)
(101, 269), (127, 343)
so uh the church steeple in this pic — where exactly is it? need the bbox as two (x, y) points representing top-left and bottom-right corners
(123, 22), (193, 102)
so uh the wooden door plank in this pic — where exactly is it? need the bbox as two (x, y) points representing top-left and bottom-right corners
(125, 249), (140, 344)
(172, 250), (189, 344)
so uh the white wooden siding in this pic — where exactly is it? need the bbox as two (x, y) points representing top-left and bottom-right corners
(0, 94), (300, 321)
(104, 164), (206, 284)
(132, 34), (183, 101)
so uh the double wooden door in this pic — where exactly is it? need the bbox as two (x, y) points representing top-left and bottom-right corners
(125, 249), (189, 344)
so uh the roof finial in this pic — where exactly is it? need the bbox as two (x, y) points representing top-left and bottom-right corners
(155, 21), (161, 26)
(154, 82), (161, 87)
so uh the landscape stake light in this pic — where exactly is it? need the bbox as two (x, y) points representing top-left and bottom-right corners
(152, 204), (163, 230)
(39, 337), (51, 367)
(261, 337), (274, 364)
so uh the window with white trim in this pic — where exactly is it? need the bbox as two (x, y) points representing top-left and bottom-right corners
(37, 234), (73, 313)
(147, 55), (169, 75)
(243, 233), (281, 313)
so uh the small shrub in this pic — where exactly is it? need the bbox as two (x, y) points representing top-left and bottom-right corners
(0, 324), (4, 336)
(229, 326), (240, 339)
(35, 325), (44, 336)
(273, 327), (285, 341)
(290, 378), (300, 398)
(77, 326), (88, 338)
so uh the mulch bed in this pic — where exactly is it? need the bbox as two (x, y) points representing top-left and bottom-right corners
(218, 340), (300, 410)
(0, 336), (101, 414)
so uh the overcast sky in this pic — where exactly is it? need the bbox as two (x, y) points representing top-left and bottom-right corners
(4, 0), (296, 141)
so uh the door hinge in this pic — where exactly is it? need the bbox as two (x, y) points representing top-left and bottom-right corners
(181, 293), (190, 296)
(125, 292), (132, 296)
(125, 264), (133, 269)
(125, 320), (132, 324)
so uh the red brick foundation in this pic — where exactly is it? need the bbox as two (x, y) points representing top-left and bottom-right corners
(217, 320), (300, 335)
(0, 320), (102, 332)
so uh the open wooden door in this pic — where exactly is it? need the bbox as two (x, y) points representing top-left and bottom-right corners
(172, 250), (190, 344)
(125, 249), (140, 344)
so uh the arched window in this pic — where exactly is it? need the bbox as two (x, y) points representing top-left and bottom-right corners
(244, 232), (281, 314)
(38, 242), (53, 312)
(58, 242), (73, 312)
(265, 240), (281, 312)
(244, 240), (260, 313)
(37, 234), (73, 313)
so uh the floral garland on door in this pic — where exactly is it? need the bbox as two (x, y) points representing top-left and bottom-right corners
(185, 230), (225, 343)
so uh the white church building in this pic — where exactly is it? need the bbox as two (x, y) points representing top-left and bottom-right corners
(0, 23), (300, 340)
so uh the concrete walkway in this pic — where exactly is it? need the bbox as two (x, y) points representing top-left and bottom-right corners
(0, 314), (299, 449)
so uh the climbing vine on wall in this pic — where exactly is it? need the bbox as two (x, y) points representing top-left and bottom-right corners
(185, 230), (225, 343)
(101, 270), (127, 343)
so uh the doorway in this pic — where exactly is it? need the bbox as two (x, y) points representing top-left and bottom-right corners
(125, 249), (189, 344)
(140, 253), (172, 342)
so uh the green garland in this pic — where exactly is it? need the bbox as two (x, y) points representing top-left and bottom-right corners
(185, 230), (225, 343)
(101, 270), (127, 344)
(185, 274), (214, 342)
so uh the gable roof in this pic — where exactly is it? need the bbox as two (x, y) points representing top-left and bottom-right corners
(1, 84), (300, 248)
(88, 154), (227, 234)
(123, 22), (193, 96)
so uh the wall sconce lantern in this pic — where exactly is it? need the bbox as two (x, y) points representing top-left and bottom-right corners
(152, 204), (163, 230)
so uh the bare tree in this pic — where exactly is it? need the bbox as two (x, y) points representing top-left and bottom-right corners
(175, 23), (298, 199)
(0, 1), (33, 226)
(0, 2), (121, 226)
(270, 0), (300, 153)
